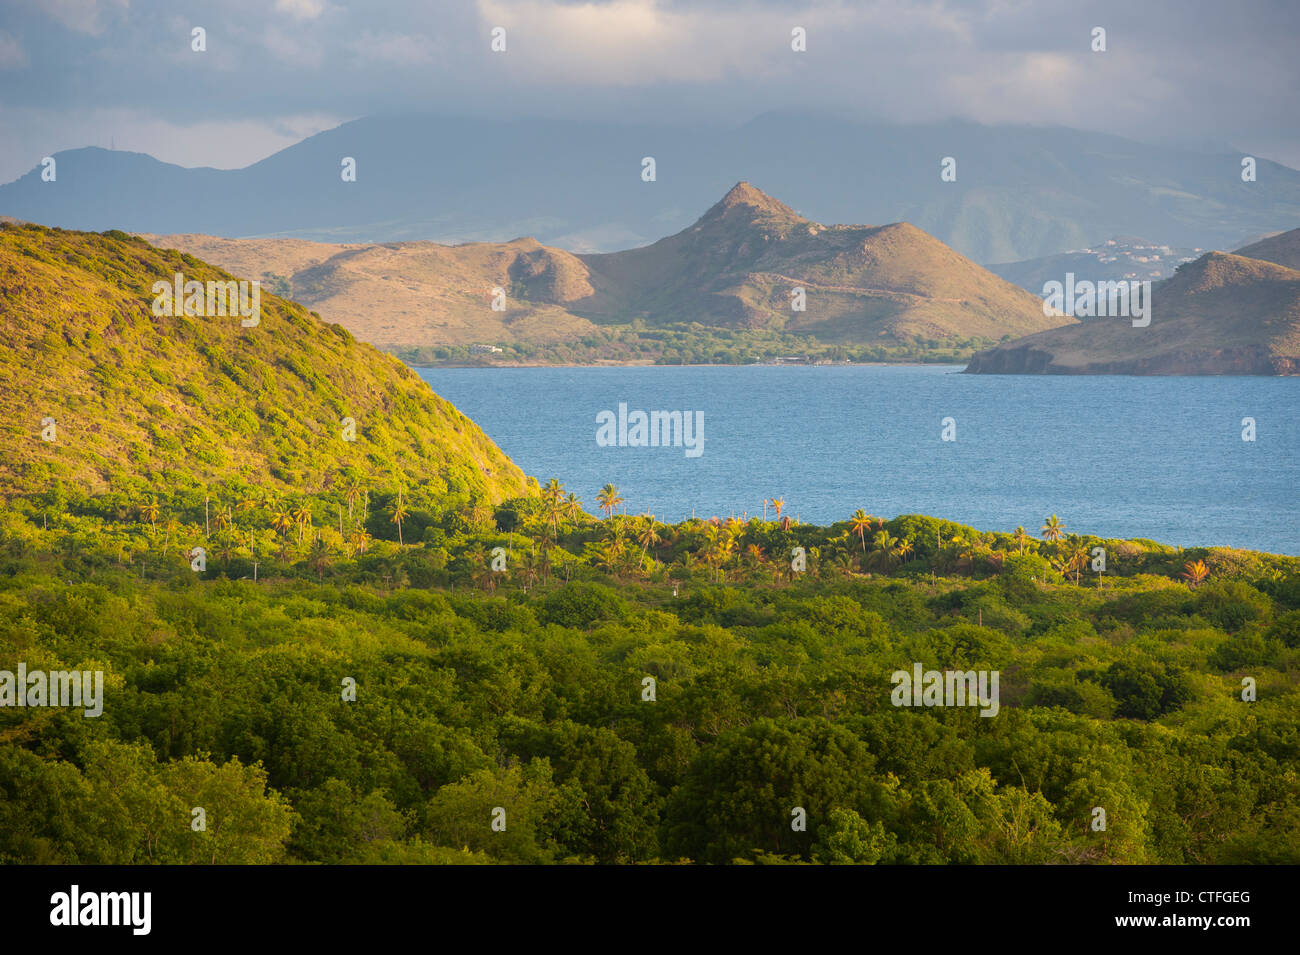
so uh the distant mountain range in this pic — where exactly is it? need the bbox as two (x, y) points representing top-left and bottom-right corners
(966, 228), (1300, 375)
(986, 236), (1208, 295)
(142, 182), (1069, 361)
(6, 111), (1300, 263)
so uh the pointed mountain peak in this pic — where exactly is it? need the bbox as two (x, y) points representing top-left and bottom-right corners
(698, 181), (806, 225)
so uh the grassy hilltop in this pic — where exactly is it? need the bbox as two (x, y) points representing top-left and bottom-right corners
(0, 223), (532, 502)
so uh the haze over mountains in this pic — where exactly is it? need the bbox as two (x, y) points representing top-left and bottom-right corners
(986, 236), (1208, 295)
(966, 228), (1300, 375)
(7, 112), (1300, 264)
(143, 182), (1067, 358)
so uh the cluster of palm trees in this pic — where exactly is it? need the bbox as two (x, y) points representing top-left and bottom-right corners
(1033, 514), (1094, 584)
(134, 478), (387, 572)
(129, 479), (1205, 594)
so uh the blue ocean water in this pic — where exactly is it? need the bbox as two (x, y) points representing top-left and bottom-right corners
(417, 365), (1300, 555)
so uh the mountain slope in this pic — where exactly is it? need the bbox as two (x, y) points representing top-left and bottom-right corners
(1234, 227), (1300, 271)
(6, 112), (1300, 262)
(143, 183), (1068, 358)
(0, 223), (533, 500)
(964, 250), (1300, 374)
(578, 182), (1065, 342)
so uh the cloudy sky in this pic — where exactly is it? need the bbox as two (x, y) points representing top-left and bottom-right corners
(1, 0), (1297, 184)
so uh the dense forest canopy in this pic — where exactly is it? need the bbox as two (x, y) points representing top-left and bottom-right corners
(2, 483), (1297, 865)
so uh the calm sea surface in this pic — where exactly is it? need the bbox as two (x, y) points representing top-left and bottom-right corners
(416, 365), (1300, 555)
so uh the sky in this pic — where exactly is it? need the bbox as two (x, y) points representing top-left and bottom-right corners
(0, 0), (1297, 184)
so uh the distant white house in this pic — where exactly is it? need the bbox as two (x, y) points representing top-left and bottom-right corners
(470, 344), (503, 354)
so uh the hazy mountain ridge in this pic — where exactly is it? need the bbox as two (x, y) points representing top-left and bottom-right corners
(7, 112), (1300, 263)
(986, 236), (1208, 294)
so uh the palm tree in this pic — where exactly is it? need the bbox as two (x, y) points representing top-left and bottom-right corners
(270, 509), (295, 558)
(564, 492), (582, 524)
(343, 479), (364, 524)
(516, 548), (540, 592)
(636, 516), (662, 567)
(849, 509), (874, 553)
(290, 503), (312, 545)
(1041, 514), (1065, 543)
(387, 488), (408, 548)
(537, 479), (566, 538)
(869, 530), (900, 572)
(771, 498), (786, 522)
(218, 531), (236, 568)
(161, 516), (179, 556)
(595, 538), (624, 578)
(235, 493), (258, 532)
(138, 497), (160, 533)
(544, 495), (566, 541)
(308, 537), (331, 581)
(541, 478), (565, 507)
(348, 528), (371, 557)
(1012, 526), (1030, 555)
(1182, 559), (1209, 588)
(1062, 536), (1090, 584)
(895, 537), (915, 563)
(596, 483), (624, 518)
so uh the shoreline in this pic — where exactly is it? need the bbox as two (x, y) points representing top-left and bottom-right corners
(406, 360), (967, 369)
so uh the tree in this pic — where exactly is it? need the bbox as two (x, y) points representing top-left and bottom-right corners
(390, 488), (408, 546)
(138, 496), (160, 533)
(662, 718), (878, 864)
(1061, 536), (1090, 584)
(596, 483), (624, 518)
(635, 516), (662, 568)
(343, 479), (364, 524)
(290, 503), (312, 545)
(850, 509), (874, 553)
(1041, 514), (1065, 543)
(869, 530), (900, 572)
(1182, 559), (1209, 588)
(308, 537), (331, 581)
(1012, 526), (1030, 554)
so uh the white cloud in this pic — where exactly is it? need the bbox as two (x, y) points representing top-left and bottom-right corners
(274, 0), (329, 21)
(475, 0), (860, 85)
(26, 0), (129, 37)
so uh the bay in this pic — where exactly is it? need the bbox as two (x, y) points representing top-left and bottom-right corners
(416, 365), (1300, 555)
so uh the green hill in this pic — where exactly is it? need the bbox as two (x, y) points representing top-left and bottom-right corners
(0, 223), (533, 502)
